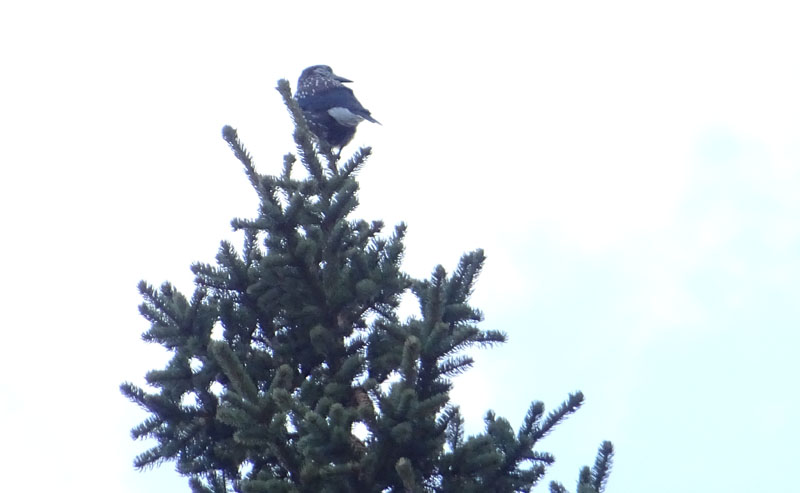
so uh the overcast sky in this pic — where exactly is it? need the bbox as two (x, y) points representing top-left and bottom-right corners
(1, 1), (798, 492)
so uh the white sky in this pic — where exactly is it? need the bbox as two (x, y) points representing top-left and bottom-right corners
(1, 1), (799, 492)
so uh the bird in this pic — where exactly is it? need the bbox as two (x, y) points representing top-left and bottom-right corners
(294, 65), (380, 150)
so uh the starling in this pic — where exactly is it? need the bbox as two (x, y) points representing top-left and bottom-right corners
(295, 65), (380, 150)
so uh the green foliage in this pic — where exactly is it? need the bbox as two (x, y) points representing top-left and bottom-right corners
(121, 79), (613, 492)
(549, 441), (615, 493)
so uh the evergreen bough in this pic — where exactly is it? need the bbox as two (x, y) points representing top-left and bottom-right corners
(121, 79), (614, 493)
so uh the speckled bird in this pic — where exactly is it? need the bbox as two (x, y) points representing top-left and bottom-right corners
(295, 65), (380, 150)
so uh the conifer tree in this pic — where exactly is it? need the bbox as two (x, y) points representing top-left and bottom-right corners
(121, 79), (614, 493)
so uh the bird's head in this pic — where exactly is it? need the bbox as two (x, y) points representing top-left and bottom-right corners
(299, 65), (353, 84)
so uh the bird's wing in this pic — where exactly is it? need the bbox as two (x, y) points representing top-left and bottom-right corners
(297, 86), (378, 123)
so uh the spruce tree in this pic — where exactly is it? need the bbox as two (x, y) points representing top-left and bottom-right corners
(121, 79), (614, 493)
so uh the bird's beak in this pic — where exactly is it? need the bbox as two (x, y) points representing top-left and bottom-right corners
(333, 74), (353, 83)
